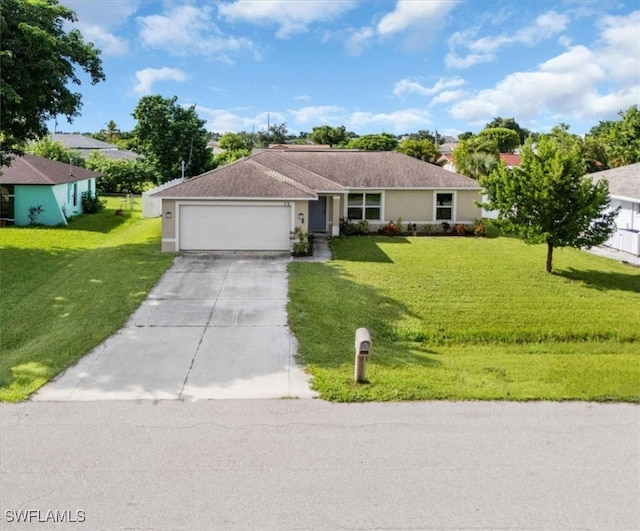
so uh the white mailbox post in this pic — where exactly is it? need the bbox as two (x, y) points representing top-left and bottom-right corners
(354, 328), (371, 382)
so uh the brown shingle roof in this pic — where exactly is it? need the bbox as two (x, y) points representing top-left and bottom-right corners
(591, 162), (640, 200)
(273, 150), (480, 188)
(154, 150), (480, 199)
(0, 154), (102, 185)
(153, 157), (316, 199)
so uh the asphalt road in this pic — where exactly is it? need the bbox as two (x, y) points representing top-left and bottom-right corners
(1, 400), (638, 530)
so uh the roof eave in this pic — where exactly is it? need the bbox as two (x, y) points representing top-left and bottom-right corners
(610, 194), (640, 203)
(158, 195), (316, 201)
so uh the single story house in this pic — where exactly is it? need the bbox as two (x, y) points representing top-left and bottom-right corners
(153, 150), (482, 252)
(51, 133), (139, 161)
(0, 154), (101, 226)
(593, 162), (640, 256)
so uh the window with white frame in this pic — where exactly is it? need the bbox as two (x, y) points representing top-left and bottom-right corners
(435, 192), (454, 221)
(347, 192), (382, 221)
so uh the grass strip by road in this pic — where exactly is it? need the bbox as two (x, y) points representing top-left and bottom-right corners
(0, 198), (175, 402)
(288, 236), (640, 402)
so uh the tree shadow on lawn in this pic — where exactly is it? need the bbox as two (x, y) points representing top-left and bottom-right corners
(555, 267), (640, 294)
(289, 261), (441, 370)
(63, 209), (130, 233)
(0, 241), (173, 401)
(330, 236), (411, 263)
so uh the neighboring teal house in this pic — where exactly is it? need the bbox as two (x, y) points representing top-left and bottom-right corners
(0, 154), (101, 226)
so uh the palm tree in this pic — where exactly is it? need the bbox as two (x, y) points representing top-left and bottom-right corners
(454, 150), (498, 179)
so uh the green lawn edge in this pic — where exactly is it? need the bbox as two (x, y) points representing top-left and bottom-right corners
(0, 199), (175, 402)
(288, 236), (640, 403)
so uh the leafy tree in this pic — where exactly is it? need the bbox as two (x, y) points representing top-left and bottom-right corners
(26, 138), (85, 167)
(309, 125), (349, 147)
(406, 129), (445, 144)
(457, 131), (474, 141)
(588, 119), (614, 139)
(548, 123), (607, 174)
(269, 122), (289, 144)
(132, 95), (213, 183)
(480, 135), (617, 273)
(458, 151), (498, 180)
(582, 135), (609, 174)
(95, 120), (121, 143)
(477, 127), (520, 153)
(599, 105), (640, 167)
(452, 136), (499, 178)
(396, 139), (439, 163)
(484, 117), (532, 144)
(345, 133), (398, 151)
(213, 149), (250, 167)
(85, 152), (155, 194)
(0, 0), (105, 166)
(218, 132), (254, 152)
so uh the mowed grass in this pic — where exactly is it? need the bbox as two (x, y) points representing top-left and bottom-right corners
(0, 197), (175, 401)
(288, 236), (640, 402)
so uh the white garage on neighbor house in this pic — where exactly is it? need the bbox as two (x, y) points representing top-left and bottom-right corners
(152, 149), (482, 252)
(593, 162), (640, 256)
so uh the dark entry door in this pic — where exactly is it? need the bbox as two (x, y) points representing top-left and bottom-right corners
(309, 196), (327, 231)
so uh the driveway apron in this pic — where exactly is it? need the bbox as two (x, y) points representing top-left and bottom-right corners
(33, 254), (316, 401)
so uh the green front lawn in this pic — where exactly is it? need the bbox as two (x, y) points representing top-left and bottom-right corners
(288, 236), (640, 402)
(0, 197), (175, 401)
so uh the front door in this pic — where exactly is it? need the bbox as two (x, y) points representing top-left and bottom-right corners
(309, 196), (327, 232)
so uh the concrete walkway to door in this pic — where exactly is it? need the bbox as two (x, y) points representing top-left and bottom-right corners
(34, 254), (317, 401)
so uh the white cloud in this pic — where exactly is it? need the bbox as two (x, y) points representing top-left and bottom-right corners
(137, 5), (257, 60)
(377, 0), (459, 36)
(345, 26), (374, 56)
(596, 10), (640, 85)
(514, 11), (569, 45)
(288, 106), (344, 124)
(447, 10), (570, 70)
(79, 24), (128, 56)
(430, 90), (468, 105)
(294, 95), (311, 101)
(375, 0), (460, 50)
(448, 37), (640, 126)
(133, 67), (189, 96)
(445, 52), (495, 69)
(196, 107), (287, 133)
(393, 77), (465, 97)
(558, 35), (573, 47)
(347, 109), (432, 133)
(64, 0), (140, 27)
(63, 0), (137, 57)
(218, 0), (358, 39)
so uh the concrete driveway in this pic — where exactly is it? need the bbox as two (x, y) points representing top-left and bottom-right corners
(33, 254), (317, 401)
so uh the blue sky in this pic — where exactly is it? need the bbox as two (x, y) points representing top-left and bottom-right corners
(59, 0), (640, 138)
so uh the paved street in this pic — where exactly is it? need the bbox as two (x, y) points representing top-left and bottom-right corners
(1, 400), (638, 530)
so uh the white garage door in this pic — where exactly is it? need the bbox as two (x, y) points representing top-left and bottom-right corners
(179, 204), (291, 251)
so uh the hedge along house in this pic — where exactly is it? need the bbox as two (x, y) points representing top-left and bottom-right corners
(0, 154), (101, 226)
(153, 150), (482, 252)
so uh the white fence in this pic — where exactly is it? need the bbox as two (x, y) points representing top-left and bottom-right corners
(605, 229), (640, 256)
(142, 178), (183, 218)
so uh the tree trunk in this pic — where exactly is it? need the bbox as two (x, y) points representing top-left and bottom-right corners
(546, 241), (554, 273)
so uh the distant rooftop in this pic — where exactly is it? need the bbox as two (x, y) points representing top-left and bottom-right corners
(51, 133), (139, 161)
(51, 133), (117, 150)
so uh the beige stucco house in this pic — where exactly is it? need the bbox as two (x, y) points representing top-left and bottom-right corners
(153, 150), (482, 252)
